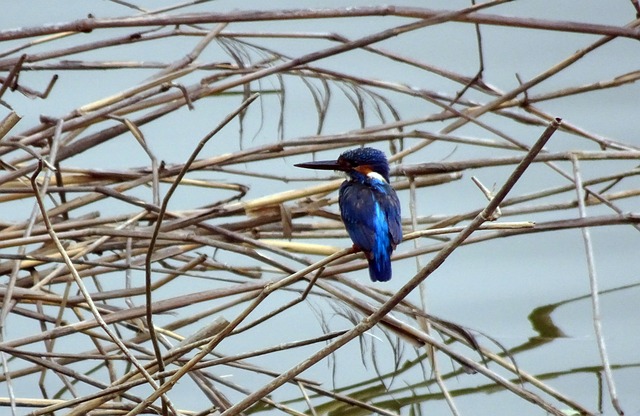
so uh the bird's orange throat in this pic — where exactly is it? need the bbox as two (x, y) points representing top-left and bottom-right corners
(355, 165), (387, 183)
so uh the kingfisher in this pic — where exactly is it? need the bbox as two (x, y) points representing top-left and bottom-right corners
(295, 147), (402, 282)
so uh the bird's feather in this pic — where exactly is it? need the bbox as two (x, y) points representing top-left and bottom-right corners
(339, 178), (402, 281)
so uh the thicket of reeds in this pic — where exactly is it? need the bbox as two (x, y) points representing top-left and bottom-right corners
(1, 1), (639, 415)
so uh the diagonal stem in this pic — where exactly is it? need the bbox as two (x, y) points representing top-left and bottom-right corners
(220, 118), (563, 415)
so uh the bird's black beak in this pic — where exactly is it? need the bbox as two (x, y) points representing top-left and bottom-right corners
(294, 159), (346, 172)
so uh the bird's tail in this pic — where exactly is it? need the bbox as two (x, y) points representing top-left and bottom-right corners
(367, 254), (392, 282)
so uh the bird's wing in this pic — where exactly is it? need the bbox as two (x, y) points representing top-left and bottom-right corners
(338, 182), (378, 252)
(339, 180), (402, 250)
(379, 183), (403, 246)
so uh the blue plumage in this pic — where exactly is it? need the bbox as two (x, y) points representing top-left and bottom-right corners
(295, 147), (402, 282)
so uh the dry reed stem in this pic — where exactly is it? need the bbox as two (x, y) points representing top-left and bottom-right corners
(571, 156), (624, 415)
(221, 119), (562, 414)
(2, 6), (640, 41)
(30, 161), (181, 415)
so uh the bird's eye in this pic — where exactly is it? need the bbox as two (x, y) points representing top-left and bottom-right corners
(338, 157), (352, 168)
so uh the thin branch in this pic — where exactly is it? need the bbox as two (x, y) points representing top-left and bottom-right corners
(2, 6), (639, 41)
(29, 160), (179, 416)
(220, 119), (562, 415)
(570, 155), (624, 415)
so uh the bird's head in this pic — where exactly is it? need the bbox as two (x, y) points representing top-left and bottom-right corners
(295, 147), (391, 183)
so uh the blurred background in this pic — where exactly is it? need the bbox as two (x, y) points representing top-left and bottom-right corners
(1, 1), (639, 415)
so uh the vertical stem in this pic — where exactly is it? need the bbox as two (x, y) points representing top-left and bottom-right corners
(570, 155), (624, 415)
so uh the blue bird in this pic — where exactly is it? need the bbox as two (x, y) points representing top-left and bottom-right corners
(295, 147), (402, 282)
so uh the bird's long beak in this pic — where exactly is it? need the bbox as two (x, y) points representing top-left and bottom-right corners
(294, 159), (345, 172)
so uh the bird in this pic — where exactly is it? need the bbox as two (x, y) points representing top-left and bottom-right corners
(295, 147), (402, 282)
